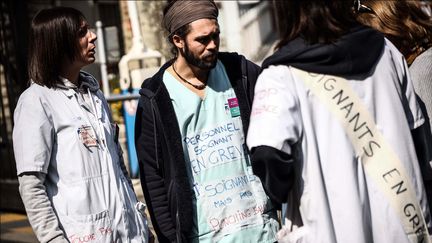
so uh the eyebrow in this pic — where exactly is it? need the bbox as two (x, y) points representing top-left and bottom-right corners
(195, 29), (220, 40)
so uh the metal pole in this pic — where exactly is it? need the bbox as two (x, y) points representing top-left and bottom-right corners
(127, 0), (145, 52)
(96, 20), (109, 96)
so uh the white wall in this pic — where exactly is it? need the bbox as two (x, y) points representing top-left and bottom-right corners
(218, 1), (274, 61)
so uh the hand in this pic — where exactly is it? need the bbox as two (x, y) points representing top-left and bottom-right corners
(277, 218), (308, 243)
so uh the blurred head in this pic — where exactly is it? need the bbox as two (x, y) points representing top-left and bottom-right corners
(272, 0), (357, 49)
(28, 7), (97, 88)
(163, 0), (219, 68)
(356, 0), (432, 63)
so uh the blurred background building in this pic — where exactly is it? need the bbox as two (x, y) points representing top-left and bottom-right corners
(0, 0), (276, 212)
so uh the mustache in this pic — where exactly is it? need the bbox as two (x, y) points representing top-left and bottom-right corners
(202, 52), (217, 59)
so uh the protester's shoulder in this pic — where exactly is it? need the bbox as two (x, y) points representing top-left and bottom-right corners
(218, 52), (260, 78)
(255, 65), (298, 100)
(259, 65), (293, 83)
(410, 47), (432, 75)
(15, 83), (57, 116)
(218, 51), (241, 60)
(139, 74), (162, 99)
(139, 61), (172, 97)
(141, 74), (159, 91)
(219, 52), (257, 65)
(138, 70), (167, 106)
(382, 38), (405, 66)
(19, 82), (53, 102)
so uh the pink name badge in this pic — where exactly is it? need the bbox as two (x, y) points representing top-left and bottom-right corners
(227, 98), (240, 117)
(228, 98), (239, 108)
(78, 125), (98, 147)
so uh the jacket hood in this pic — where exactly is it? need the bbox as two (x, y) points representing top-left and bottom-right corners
(262, 25), (385, 76)
(78, 71), (100, 92)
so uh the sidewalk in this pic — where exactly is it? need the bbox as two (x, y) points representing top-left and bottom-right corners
(0, 212), (37, 243)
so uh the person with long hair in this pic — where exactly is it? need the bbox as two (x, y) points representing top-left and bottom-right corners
(13, 7), (149, 242)
(356, 0), (432, 129)
(356, 0), (432, 66)
(247, 1), (431, 242)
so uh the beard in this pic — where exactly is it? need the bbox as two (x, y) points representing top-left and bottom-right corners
(181, 42), (218, 70)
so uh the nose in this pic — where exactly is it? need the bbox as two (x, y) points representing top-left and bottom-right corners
(90, 30), (97, 42)
(207, 38), (218, 50)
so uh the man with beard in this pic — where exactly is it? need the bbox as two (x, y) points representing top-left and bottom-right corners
(134, 1), (279, 242)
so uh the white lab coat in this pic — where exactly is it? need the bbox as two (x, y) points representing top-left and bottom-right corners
(13, 72), (149, 242)
(247, 40), (431, 243)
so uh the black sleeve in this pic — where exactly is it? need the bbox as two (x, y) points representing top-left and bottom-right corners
(250, 145), (295, 204)
(411, 121), (432, 210)
(135, 97), (177, 243)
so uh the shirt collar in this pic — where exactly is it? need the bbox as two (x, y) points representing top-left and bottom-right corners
(57, 76), (78, 98)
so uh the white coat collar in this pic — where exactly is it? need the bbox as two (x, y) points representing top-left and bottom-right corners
(57, 76), (77, 98)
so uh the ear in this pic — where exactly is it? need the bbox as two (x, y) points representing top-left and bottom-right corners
(172, 35), (184, 49)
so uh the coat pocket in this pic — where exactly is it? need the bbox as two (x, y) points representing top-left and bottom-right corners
(58, 210), (113, 243)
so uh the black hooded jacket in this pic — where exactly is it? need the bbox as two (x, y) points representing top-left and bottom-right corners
(134, 52), (259, 243)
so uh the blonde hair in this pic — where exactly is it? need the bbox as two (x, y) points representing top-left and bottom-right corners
(357, 0), (432, 63)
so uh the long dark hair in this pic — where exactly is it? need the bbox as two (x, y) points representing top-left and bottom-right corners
(356, 0), (432, 63)
(28, 7), (86, 88)
(273, 0), (357, 49)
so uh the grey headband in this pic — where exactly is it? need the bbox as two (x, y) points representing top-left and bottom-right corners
(163, 0), (219, 35)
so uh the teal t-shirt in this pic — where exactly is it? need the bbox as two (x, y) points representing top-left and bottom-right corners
(163, 60), (278, 242)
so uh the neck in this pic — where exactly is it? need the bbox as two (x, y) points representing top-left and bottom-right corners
(175, 56), (209, 83)
(60, 61), (81, 85)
